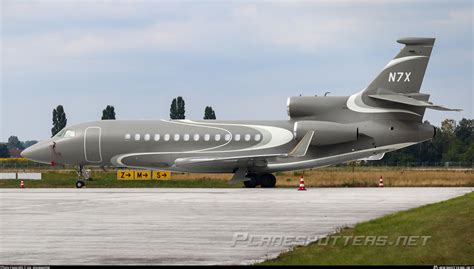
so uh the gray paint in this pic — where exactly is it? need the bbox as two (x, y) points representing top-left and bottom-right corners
(21, 38), (459, 177)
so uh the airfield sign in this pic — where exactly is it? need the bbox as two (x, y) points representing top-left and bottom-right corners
(117, 169), (170, 180)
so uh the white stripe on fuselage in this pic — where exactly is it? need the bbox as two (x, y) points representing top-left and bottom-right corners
(347, 90), (421, 116)
(114, 121), (294, 166)
(179, 120), (294, 151)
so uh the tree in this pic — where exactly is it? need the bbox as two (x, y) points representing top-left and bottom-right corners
(7, 136), (24, 150)
(455, 118), (473, 144)
(441, 119), (456, 136)
(51, 105), (67, 137)
(170, 96), (185, 119)
(102, 105), (116, 120)
(0, 144), (9, 158)
(23, 140), (38, 149)
(204, 106), (216, 120)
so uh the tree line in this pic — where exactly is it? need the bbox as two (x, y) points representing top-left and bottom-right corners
(376, 118), (473, 166)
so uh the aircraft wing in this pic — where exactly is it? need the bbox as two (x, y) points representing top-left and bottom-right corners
(174, 154), (280, 168)
(174, 131), (315, 170)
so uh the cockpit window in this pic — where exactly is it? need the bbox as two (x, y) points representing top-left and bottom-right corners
(54, 129), (75, 138)
(53, 129), (66, 138)
(64, 130), (76, 137)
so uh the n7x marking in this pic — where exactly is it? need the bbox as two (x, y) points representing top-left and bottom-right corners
(388, 72), (411, 82)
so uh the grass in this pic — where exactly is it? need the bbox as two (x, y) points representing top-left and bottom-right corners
(276, 168), (474, 187)
(260, 191), (474, 265)
(0, 170), (239, 188)
(0, 167), (472, 188)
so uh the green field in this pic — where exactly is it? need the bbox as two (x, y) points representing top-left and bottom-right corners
(0, 170), (239, 188)
(261, 191), (474, 265)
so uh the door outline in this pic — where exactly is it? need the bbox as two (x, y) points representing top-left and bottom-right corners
(84, 127), (102, 163)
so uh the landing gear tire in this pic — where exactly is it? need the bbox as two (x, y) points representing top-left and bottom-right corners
(260, 173), (276, 188)
(76, 180), (85, 188)
(243, 174), (258, 188)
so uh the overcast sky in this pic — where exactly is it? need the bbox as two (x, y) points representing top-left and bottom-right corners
(1, 0), (473, 141)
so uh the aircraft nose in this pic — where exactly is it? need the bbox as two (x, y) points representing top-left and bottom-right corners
(21, 142), (51, 164)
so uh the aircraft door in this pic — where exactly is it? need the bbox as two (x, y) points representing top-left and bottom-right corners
(84, 127), (102, 163)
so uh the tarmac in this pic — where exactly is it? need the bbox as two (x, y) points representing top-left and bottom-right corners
(0, 187), (471, 265)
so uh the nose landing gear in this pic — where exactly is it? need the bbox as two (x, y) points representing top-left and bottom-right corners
(76, 165), (91, 188)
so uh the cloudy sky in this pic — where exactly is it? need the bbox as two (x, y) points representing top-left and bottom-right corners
(1, 0), (472, 141)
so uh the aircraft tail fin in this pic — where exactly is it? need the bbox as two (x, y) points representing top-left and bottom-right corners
(363, 37), (435, 96)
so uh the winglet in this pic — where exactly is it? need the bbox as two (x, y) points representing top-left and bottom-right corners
(288, 131), (314, 157)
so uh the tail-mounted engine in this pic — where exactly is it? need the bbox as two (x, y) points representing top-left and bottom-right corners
(287, 96), (347, 119)
(294, 120), (359, 146)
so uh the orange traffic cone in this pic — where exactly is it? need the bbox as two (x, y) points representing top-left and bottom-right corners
(20, 180), (25, 188)
(378, 176), (384, 188)
(298, 175), (306, 191)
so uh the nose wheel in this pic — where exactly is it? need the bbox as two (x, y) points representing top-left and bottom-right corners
(76, 180), (85, 188)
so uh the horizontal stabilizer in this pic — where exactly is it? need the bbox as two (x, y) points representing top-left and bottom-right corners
(288, 131), (314, 158)
(369, 94), (462, 111)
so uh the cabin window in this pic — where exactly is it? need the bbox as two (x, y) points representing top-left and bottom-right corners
(154, 134), (160, 141)
(255, 134), (261, 141)
(215, 134), (221, 141)
(204, 134), (210, 141)
(174, 134), (180, 141)
(194, 134), (200, 141)
(224, 134), (231, 141)
(234, 134), (241, 141)
(184, 134), (190, 141)
(125, 134), (131, 141)
(134, 134), (140, 141)
(164, 134), (170, 141)
(144, 134), (150, 141)
(244, 134), (251, 141)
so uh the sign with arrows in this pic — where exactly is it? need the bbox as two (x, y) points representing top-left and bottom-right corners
(152, 171), (171, 180)
(117, 170), (135, 180)
(117, 170), (171, 180)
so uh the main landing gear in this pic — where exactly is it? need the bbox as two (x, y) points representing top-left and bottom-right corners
(243, 173), (277, 188)
(75, 165), (91, 188)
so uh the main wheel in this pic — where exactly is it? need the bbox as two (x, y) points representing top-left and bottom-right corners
(243, 174), (258, 188)
(76, 180), (85, 188)
(260, 173), (276, 188)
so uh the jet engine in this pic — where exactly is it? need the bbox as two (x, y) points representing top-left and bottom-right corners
(287, 96), (347, 119)
(294, 120), (358, 146)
